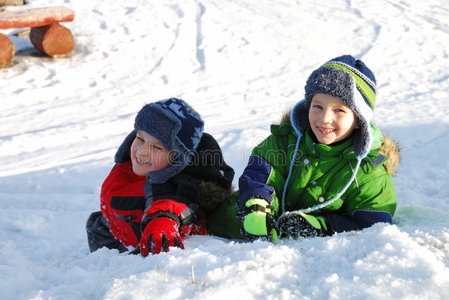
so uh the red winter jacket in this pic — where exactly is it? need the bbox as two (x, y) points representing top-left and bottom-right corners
(100, 161), (207, 248)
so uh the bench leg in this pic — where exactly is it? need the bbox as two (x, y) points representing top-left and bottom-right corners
(30, 23), (74, 57)
(0, 33), (15, 68)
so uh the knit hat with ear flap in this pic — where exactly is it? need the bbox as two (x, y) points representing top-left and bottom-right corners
(284, 55), (378, 215)
(115, 98), (204, 184)
(304, 54), (377, 159)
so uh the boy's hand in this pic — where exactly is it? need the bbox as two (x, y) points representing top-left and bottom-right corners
(139, 217), (184, 256)
(278, 212), (327, 239)
(241, 198), (278, 242)
(139, 199), (196, 256)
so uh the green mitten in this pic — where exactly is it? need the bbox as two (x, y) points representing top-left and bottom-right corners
(241, 199), (279, 242)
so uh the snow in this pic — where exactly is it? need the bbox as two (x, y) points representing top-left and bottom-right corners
(1, 0), (449, 299)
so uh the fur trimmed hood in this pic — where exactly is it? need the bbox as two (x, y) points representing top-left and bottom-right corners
(197, 181), (234, 211)
(164, 132), (235, 212)
(378, 134), (400, 176)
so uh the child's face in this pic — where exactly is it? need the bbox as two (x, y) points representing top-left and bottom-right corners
(308, 94), (358, 145)
(130, 130), (171, 176)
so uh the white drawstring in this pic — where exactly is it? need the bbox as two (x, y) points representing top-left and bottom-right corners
(279, 158), (362, 220)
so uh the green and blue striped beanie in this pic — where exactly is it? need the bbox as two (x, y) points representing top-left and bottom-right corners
(304, 55), (377, 159)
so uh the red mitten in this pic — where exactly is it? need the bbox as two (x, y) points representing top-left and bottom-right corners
(140, 217), (186, 255)
(139, 199), (195, 256)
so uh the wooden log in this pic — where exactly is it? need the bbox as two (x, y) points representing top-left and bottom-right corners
(30, 23), (74, 57)
(0, 0), (24, 6)
(0, 6), (74, 29)
(0, 32), (14, 67)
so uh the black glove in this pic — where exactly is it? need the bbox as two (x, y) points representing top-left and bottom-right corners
(278, 213), (327, 239)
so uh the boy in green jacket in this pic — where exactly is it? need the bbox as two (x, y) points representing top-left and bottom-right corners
(208, 55), (399, 241)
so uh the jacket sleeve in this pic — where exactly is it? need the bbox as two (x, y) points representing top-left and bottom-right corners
(238, 155), (276, 210)
(323, 210), (393, 232)
(237, 132), (289, 214)
(142, 175), (207, 236)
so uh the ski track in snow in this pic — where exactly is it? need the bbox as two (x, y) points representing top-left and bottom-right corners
(1, 0), (449, 299)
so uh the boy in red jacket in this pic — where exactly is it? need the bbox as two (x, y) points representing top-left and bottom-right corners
(86, 98), (234, 256)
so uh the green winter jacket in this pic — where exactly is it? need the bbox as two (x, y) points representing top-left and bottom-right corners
(207, 120), (398, 239)
(254, 121), (396, 216)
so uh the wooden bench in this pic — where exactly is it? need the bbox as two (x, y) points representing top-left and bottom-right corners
(0, 6), (75, 67)
(0, 1), (24, 6)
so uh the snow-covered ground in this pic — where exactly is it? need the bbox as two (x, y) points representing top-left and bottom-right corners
(1, 0), (449, 299)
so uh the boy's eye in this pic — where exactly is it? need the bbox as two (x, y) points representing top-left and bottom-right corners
(152, 145), (163, 150)
(312, 104), (322, 109)
(136, 136), (145, 143)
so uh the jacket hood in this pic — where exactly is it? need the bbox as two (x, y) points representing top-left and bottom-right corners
(180, 132), (235, 211)
(157, 132), (235, 212)
(378, 134), (400, 176)
(116, 131), (235, 211)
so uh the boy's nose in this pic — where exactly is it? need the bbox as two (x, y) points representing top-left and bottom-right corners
(137, 145), (151, 160)
(321, 109), (333, 123)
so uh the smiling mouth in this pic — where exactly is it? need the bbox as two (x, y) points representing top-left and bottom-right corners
(136, 157), (152, 166)
(318, 127), (336, 135)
